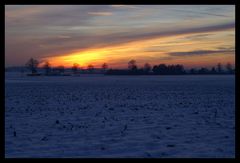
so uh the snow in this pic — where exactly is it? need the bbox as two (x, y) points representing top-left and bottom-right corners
(5, 73), (235, 158)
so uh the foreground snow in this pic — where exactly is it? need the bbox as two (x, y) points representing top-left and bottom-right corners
(5, 73), (235, 158)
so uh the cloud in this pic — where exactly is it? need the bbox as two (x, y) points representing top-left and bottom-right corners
(88, 12), (112, 16)
(168, 48), (235, 56)
(5, 5), (235, 66)
(173, 8), (232, 18)
(5, 20), (235, 66)
(180, 33), (214, 40)
(56, 35), (72, 39)
(5, 5), (113, 28)
(90, 21), (234, 46)
(111, 5), (140, 9)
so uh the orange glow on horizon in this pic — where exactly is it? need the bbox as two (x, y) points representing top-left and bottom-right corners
(41, 30), (235, 69)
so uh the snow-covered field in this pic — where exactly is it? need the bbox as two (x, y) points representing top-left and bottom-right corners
(5, 73), (235, 158)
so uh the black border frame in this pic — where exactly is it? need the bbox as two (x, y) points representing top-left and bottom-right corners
(2, 0), (238, 160)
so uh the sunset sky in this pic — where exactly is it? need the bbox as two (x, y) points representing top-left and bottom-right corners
(5, 5), (235, 69)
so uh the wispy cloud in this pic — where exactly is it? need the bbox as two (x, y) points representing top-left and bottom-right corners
(5, 5), (235, 67)
(56, 35), (71, 39)
(180, 33), (214, 41)
(111, 5), (140, 9)
(88, 12), (112, 16)
(168, 48), (235, 56)
(174, 8), (232, 18)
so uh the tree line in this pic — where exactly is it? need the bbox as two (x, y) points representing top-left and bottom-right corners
(24, 58), (108, 75)
(24, 58), (235, 76)
(106, 60), (235, 75)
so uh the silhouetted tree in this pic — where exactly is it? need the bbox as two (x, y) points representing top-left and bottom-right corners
(189, 68), (197, 74)
(143, 63), (151, 74)
(152, 64), (167, 74)
(72, 63), (79, 74)
(128, 60), (137, 71)
(211, 67), (217, 74)
(226, 63), (233, 74)
(198, 67), (209, 74)
(160, 64), (168, 74)
(174, 64), (185, 74)
(25, 58), (39, 74)
(152, 65), (158, 74)
(102, 63), (108, 72)
(106, 62), (231, 76)
(217, 63), (223, 74)
(88, 64), (94, 73)
(43, 61), (51, 75)
(152, 64), (185, 75)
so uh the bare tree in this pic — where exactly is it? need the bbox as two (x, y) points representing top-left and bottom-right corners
(226, 62), (233, 74)
(211, 67), (217, 74)
(217, 63), (223, 74)
(190, 68), (197, 74)
(102, 63), (108, 72)
(43, 61), (51, 75)
(88, 64), (94, 73)
(25, 58), (39, 74)
(128, 60), (137, 71)
(72, 63), (79, 74)
(143, 63), (151, 74)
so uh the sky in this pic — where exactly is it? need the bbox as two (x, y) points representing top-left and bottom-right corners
(5, 5), (235, 69)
